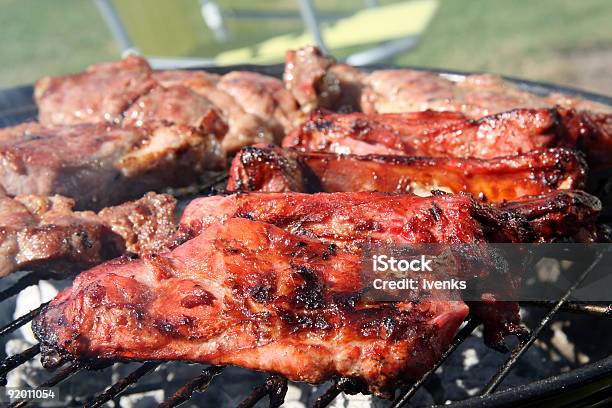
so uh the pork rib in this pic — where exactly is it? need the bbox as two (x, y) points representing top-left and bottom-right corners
(226, 145), (587, 202)
(0, 189), (175, 278)
(283, 108), (612, 169)
(33, 217), (468, 398)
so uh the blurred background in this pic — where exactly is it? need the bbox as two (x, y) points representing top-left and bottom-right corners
(1, 0), (610, 95)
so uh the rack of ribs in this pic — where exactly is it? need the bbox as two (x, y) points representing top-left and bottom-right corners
(284, 46), (612, 116)
(35, 56), (299, 154)
(226, 145), (587, 202)
(0, 189), (176, 279)
(0, 122), (224, 210)
(283, 108), (612, 170)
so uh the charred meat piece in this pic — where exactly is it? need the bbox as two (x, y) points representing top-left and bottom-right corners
(501, 190), (601, 242)
(34, 217), (469, 398)
(0, 122), (224, 210)
(284, 47), (612, 116)
(227, 145), (587, 202)
(177, 192), (533, 250)
(0, 189), (176, 278)
(283, 108), (612, 169)
(179, 191), (599, 246)
(35, 56), (156, 126)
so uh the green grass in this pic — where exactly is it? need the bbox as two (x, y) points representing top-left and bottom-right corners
(1, 0), (611, 94)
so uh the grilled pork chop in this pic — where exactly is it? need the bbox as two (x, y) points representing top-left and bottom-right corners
(33, 217), (469, 397)
(0, 122), (224, 210)
(284, 46), (612, 116)
(283, 108), (612, 169)
(0, 189), (175, 278)
(178, 191), (599, 247)
(176, 191), (600, 346)
(226, 145), (587, 202)
(35, 56), (299, 154)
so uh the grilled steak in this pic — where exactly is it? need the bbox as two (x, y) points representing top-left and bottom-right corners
(0, 122), (224, 210)
(227, 145), (587, 202)
(283, 108), (612, 169)
(33, 217), (469, 397)
(284, 46), (612, 116)
(0, 189), (175, 278)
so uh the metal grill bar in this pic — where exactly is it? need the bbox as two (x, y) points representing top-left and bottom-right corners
(157, 365), (224, 408)
(0, 273), (41, 303)
(0, 344), (41, 386)
(481, 249), (608, 395)
(236, 375), (288, 408)
(520, 301), (612, 317)
(391, 317), (480, 408)
(83, 362), (161, 408)
(0, 302), (48, 338)
(312, 382), (341, 408)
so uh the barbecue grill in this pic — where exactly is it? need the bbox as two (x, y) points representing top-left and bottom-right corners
(1, 65), (612, 408)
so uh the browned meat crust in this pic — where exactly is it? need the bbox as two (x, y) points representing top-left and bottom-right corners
(33, 216), (469, 398)
(34, 56), (299, 154)
(0, 190), (176, 278)
(226, 145), (587, 202)
(35, 56), (156, 126)
(0, 122), (224, 210)
(284, 46), (612, 116)
(500, 190), (601, 242)
(283, 108), (612, 169)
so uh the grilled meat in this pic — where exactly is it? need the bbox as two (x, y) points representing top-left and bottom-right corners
(154, 70), (274, 153)
(283, 108), (612, 169)
(0, 189), (175, 278)
(284, 47), (612, 116)
(97, 192), (177, 255)
(227, 145), (587, 202)
(0, 122), (224, 210)
(33, 217), (469, 397)
(218, 71), (298, 138)
(501, 190), (601, 242)
(35, 56), (156, 126)
(122, 85), (228, 138)
(34, 56), (299, 154)
(176, 191), (600, 346)
(176, 192), (533, 250)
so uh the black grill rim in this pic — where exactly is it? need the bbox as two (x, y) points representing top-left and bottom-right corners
(0, 64), (611, 408)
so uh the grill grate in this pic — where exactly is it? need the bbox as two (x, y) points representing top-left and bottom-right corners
(0, 180), (611, 407)
(0, 228), (611, 407)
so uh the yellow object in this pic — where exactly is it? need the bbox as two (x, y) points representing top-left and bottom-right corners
(216, 0), (439, 64)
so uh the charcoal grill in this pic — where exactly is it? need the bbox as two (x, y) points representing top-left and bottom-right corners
(1, 65), (612, 408)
